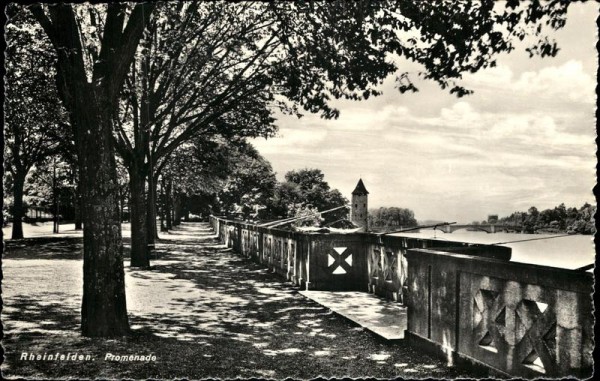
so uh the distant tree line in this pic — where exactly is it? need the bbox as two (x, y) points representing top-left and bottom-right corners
(201, 166), (348, 226)
(368, 207), (418, 231)
(477, 203), (596, 234)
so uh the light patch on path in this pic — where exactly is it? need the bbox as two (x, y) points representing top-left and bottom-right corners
(263, 348), (303, 356)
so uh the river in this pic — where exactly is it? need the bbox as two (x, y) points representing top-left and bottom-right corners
(391, 229), (595, 271)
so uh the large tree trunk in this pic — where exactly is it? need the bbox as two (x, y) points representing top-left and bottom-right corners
(119, 189), (126, 223)
(146, 175), (158, 243)
(173, 193), (181, 226)
(128, 162), (150, 268)
(52, 163), (60, 234)
(183, 197), (190, 222)
(75, 183), (83, 230)
(29, 1), (155, 338)
(165, 178), (172, 230)
(160, 178), (167, 232)
(78, 98), (129, 337)
(11, 171), (26, 239)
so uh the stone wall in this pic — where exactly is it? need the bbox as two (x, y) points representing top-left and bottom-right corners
(404, 248), (593, 378)
(210, 216), (511, 297)
(367, 235), (512, 302)
(210, 216), (367, 290)
(209, 216), (591, 377)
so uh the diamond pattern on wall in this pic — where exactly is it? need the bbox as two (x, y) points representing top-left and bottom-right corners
(473, 288), (505, 352)
(535, 301), (548, 314)
(473, 298), (483, 327)
(516, 299), (545, 342)
(515, 298), (557, 374)
(480, 331), (494, 345)
(328, 247), (352, 275)
(465, 274), (565, 377)
(383, 250), (396, 281)
(332, 266), (347, 274)
(369, 249), (380, 277)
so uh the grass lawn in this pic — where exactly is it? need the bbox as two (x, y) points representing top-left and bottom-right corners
(2, 222), (483, 379)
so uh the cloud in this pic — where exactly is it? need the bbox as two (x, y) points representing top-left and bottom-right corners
(413, 101), (484, 130)
(466, 60), (595, 104)
(513, 60), (595, 103)
(252, 127), (328, 155)
(489, 114), (592, 149)
(324, 104), (412, 132)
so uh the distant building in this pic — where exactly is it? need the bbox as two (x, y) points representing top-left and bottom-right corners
(351, 179), (369, 231)
(488, 214), (499, 224)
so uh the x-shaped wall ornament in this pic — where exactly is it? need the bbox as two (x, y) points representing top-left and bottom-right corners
(473, 289), (507, 354)
(515, 299), (558, 375)
(328, 247), (353, 274)
(282, 241), (288, 264)
(383, 250), (397, 281)
(369, 249), (381, 277)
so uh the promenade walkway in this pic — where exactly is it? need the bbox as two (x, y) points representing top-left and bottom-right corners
(2, 222), (479, 379)
(300, 290), (407, 340)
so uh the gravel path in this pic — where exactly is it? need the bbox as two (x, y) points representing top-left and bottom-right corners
(2, 222), (480, 379)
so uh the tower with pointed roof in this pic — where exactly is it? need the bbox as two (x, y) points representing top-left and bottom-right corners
(351, 179), (369, 231)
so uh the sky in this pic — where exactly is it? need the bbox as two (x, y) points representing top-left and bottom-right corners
(251, 2), (598, 223)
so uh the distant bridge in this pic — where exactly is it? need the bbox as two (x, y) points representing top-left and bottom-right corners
(436, 224), (523, 234)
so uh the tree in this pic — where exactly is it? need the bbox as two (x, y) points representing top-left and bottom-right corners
(523, 206), (540, 233)
(498, 203), (595, 234)
(28, 2), (155, 337)
(267, 168), (348, 225)
(160, 135), (236, 228)
(369, 207), (418, 230)
(217, 143), (277, 220)
(268, 1), (569, 102)
(116, 2), (282, 264)
(113, 1), (280, 264)
(4, 8), (67, 239)
(571, 203), (596, 234)
(24, 157), (77, 232)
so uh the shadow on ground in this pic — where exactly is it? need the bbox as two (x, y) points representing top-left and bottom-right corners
(4, 237), (84, 259)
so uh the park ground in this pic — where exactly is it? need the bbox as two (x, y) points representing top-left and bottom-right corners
(2, 222), (481, 379)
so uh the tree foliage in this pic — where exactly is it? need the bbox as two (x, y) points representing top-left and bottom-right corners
(216, 143), (278, 220)
(4, 9), (66, 171)
(266, 169), (348, 225)
(114, 0), (572, 171)
(496, 203), (596, 234)
(24, 158), (77, 219)
(269, 1), (570, 103)
(369, 207), (418, 230)
(4, 6), (70, 237)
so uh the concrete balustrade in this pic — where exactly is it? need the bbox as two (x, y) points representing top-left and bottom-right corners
(210, 216), (511, 295)
(404, 248), (593, 378)
(368, 235), (512, 302)
(209, 216), (591, 378)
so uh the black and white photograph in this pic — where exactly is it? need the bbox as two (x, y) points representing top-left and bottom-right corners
(1, 1), (596, 379)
